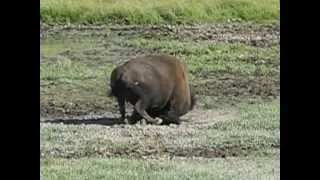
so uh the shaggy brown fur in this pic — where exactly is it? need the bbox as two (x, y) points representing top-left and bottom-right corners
(109, 54), (196, 125)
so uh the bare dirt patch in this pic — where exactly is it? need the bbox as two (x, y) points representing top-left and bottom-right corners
(41, 23), (279, 47)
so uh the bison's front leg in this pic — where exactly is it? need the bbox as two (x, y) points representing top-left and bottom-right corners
(133, 99), (162, 125)
(127, 110), (142, 124)
(117, 97), (126, 122)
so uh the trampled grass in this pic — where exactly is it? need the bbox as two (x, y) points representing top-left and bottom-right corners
(40, 0), (279, 24)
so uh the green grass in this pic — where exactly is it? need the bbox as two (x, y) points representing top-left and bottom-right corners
(126, 39), (279, 76)
(41, 156), (279, 180)
(40, 0), (279, 25)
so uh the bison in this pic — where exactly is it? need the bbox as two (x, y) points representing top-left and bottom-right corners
(108, 54), (196, 125)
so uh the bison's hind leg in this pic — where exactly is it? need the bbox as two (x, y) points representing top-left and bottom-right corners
(159, 110), (181, 125)
(128, 110), (160, 125)
(133, 99), (162, 125)
(128, 84), (162, 125)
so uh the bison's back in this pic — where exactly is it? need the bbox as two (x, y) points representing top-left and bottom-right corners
(110, 56), (177, 108)
(130, 54), (192, 116)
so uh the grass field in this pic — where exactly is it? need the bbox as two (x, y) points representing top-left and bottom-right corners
(40, 0), (279, 24)
(41, 156), (279, 180)
(40, 0), (280, 179)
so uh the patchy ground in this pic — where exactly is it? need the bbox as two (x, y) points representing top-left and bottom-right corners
(40, 22), (279, 179)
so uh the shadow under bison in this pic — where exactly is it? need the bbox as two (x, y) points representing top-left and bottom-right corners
(41, 115), (125, 126)
(40, 114), (192, 126)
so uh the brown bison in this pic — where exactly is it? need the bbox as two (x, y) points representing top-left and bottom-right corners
(108, 54), (196, 125)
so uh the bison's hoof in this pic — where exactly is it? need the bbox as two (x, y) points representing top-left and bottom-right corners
(126, 117), (139, 125)
(127, 120), (137, 125)
(124, 119), (130, 124)
(155, 117), (163, 125)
